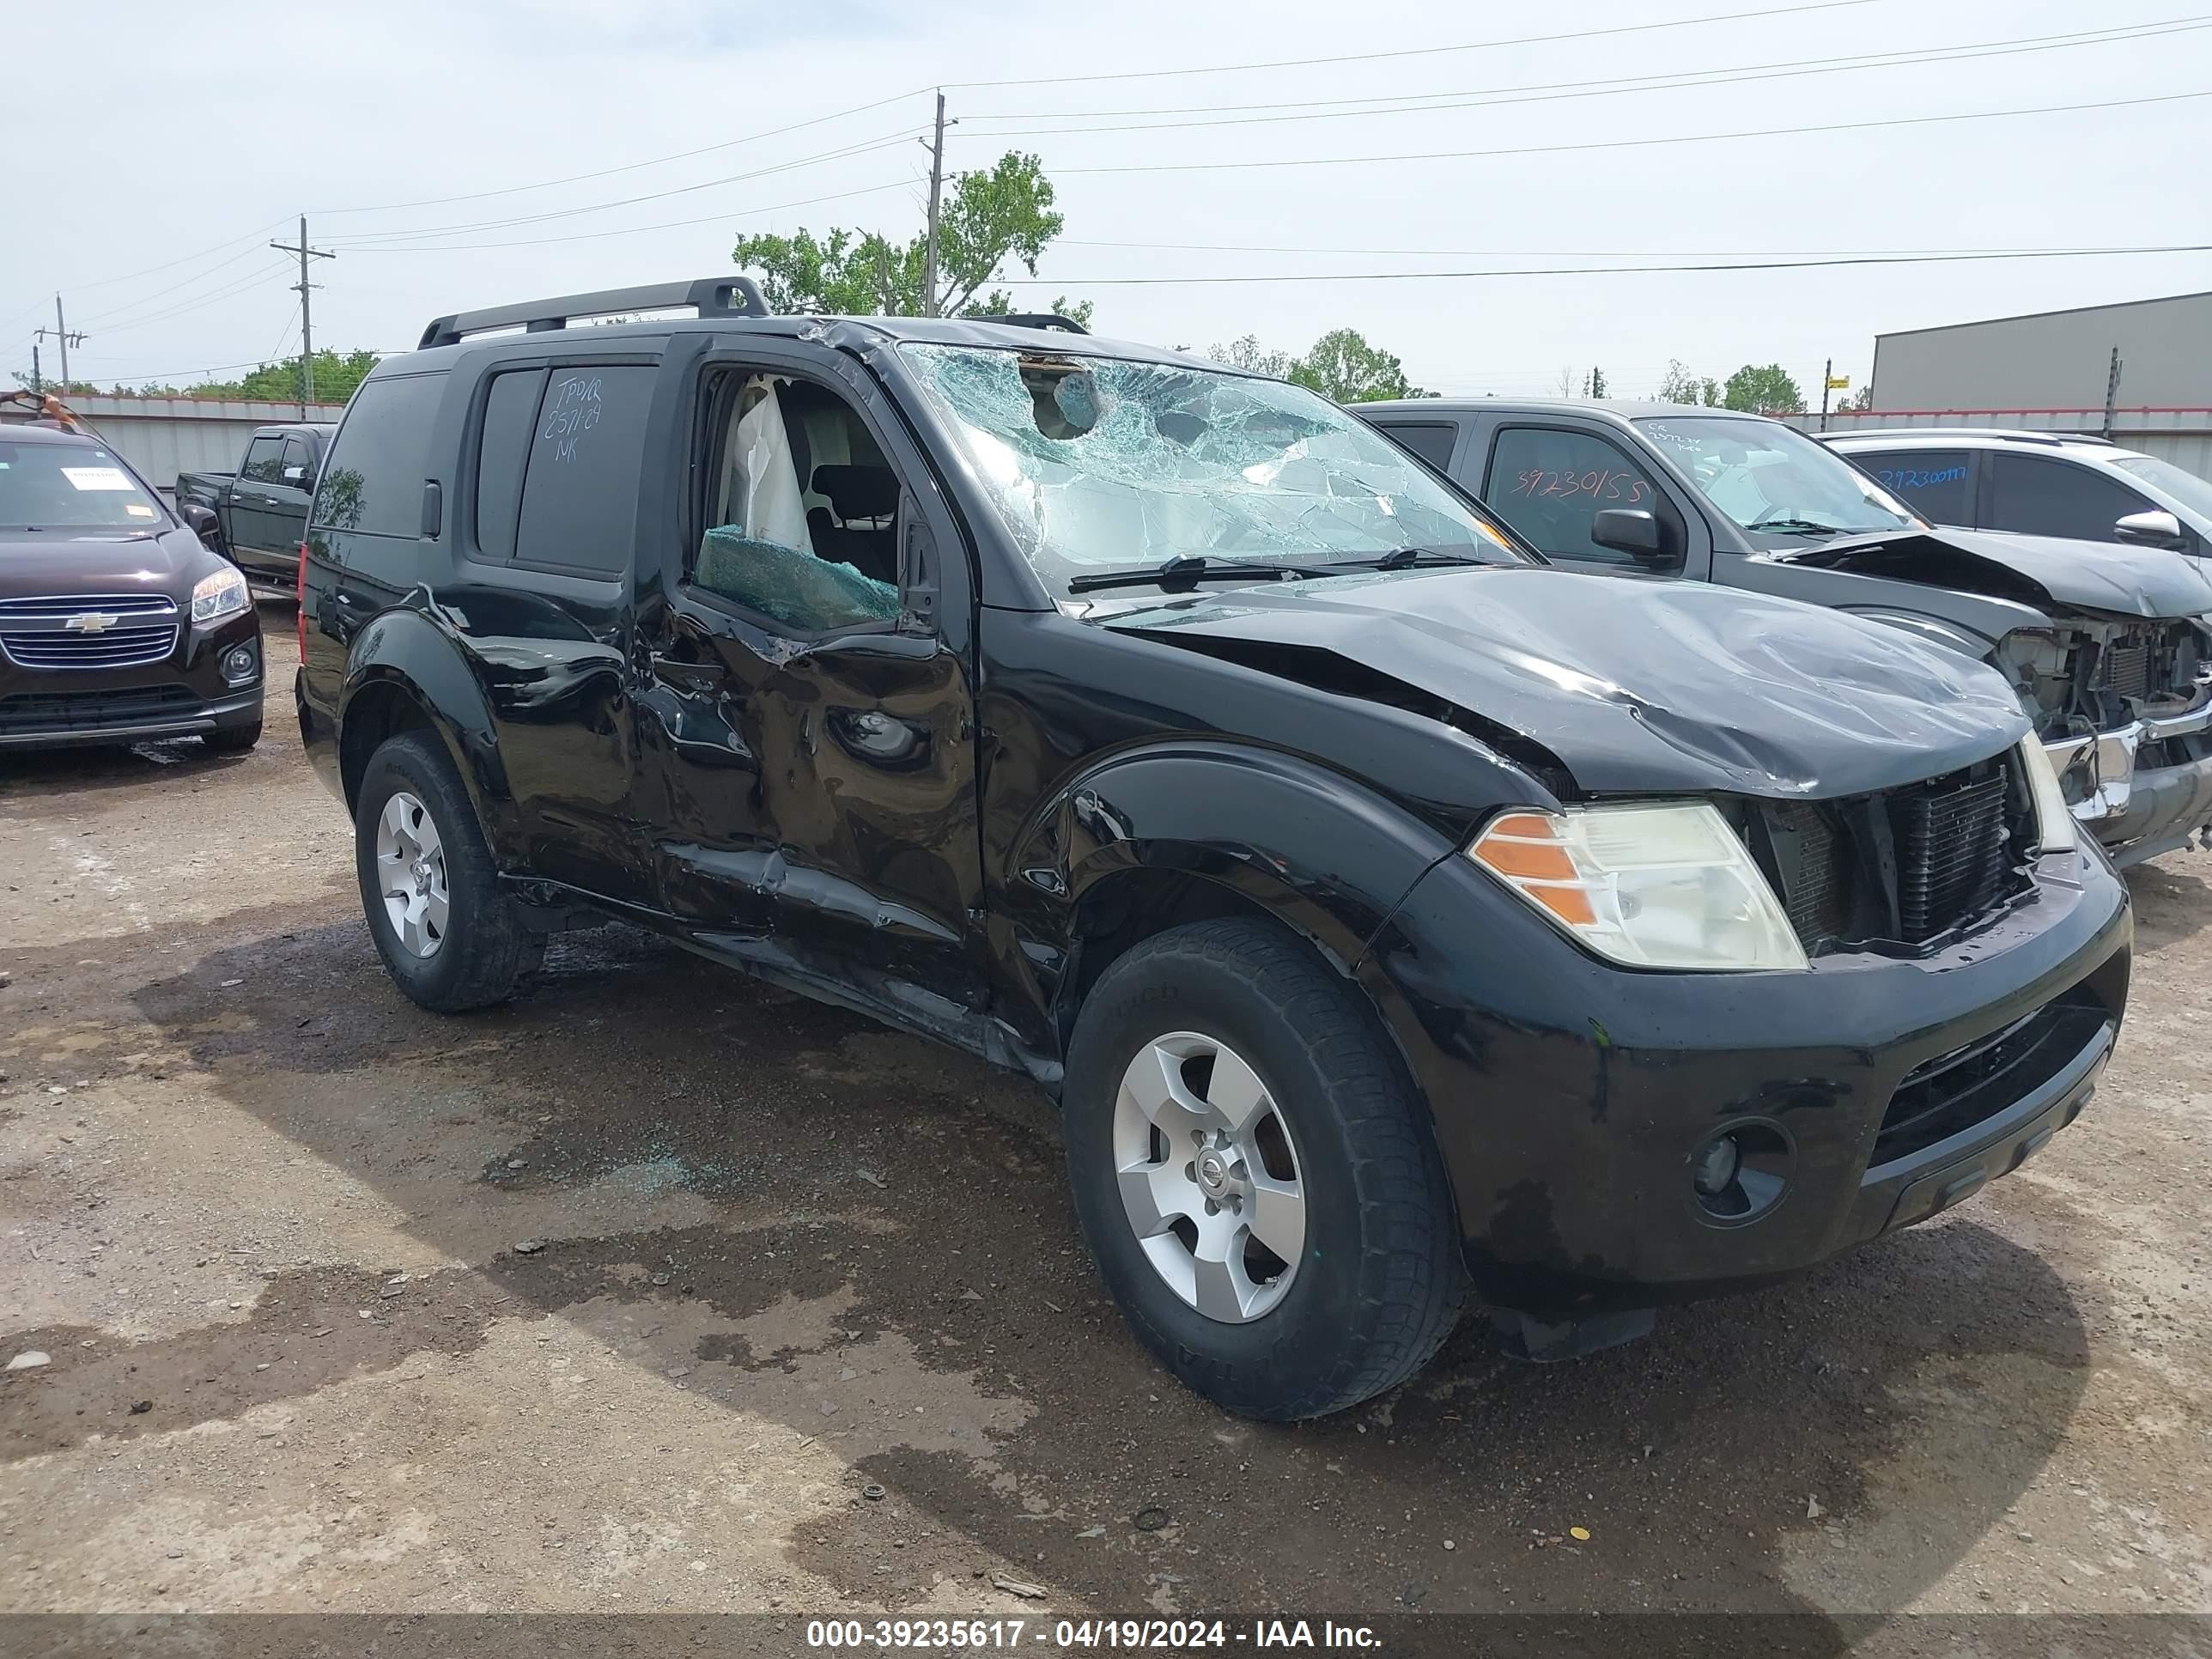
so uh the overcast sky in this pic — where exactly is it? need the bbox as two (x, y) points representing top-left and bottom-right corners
(5, 0), (2208, 404)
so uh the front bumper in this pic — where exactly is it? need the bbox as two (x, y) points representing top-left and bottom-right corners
(1358, 842), (2131, 1313)
(2047, 706), (2212, 867)
(0, 610), (263, 751)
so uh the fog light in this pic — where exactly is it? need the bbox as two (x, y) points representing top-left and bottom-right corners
(221, 642), (259, 686)
(1692, 1134), (1741, 1196)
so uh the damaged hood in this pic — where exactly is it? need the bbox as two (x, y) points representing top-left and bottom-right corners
(1767, 526), (2212, 620)
(1102, 567), (2028, 799)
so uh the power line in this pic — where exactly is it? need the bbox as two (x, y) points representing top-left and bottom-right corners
(999, 244), (2212, 286)
(943, 0), (1888, 88)
(86, 262), (296, 337)
(315, 87), (932, 216)
(955, 18), (2210, 137)
(321, 127), (925, 246)
(80, 243), (295, 330)
(1065, 240), (2144, 258)
(35, 219), (293, 300)
(333, 179), (915, 253)
(1053, 89), (2212, 177)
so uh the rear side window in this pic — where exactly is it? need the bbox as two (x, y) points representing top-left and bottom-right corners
(512, 366), (655, 576)
(1483, 426), (1670, 565)
(240, 434), (286, 484)
(473, 368), (547, 562)
(1986, 453), (2157, 543)
(1372, 421), (1459, 472)
(1852, 449), (1972, 524)
(313, 374), (447, 538)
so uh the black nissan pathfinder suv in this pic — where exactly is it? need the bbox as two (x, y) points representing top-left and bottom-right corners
(1, 419), (264, 751)
(297, 279), (2130, 1419)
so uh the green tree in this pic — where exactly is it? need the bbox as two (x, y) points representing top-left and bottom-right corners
(1722, 363), (1805, 415)
(1839, 383), (1875, 411)
(1287, 328), (1423, 403)
(732, 151), (1092, 326)
(1656, 359), (1721, 406)
(1207, 334), (1296, 378)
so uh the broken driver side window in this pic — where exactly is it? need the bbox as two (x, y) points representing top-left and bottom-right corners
(690, 371), (901, 634)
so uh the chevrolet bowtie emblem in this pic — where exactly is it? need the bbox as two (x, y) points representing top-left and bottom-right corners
(64, 612), (121, 634)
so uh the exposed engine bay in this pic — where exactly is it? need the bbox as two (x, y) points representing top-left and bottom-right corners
(1996, 613), (2212, 838)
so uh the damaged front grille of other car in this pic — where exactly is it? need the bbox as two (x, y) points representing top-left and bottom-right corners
(1741, 750), (2035, 956)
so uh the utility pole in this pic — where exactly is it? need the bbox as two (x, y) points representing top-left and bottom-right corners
(2102, 345), (2123, 440)
(271, 216), (336, 417)
(921, 92), (948, 318)
(1820, 356), (1832, 432)
(29, 343), (40, 395)
(34, 297), (86, 393)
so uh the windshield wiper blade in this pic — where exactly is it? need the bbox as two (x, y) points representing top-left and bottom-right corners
(1320, 547), (1495, 573)
(1066, 555), (1310, 595)
(1746, 516), (1844, 537)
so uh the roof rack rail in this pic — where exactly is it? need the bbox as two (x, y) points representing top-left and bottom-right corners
(417, 276), (770, 350)
(979, 313), (1090, 335)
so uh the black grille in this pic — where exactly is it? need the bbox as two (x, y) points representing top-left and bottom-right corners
(0, 592), (176, 617)
(2103, 641), (2152, 702)
(0, 684), (199, 735)
(0, 593), (181, 672)
(1, 624), (179, 670)
(1875, 985), (2109, 1165)
(1889, 768), (2013, 944)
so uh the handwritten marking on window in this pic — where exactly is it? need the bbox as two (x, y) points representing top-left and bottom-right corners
(540, 374), (604, 463)
(1511, 467), (1651, 507)
(1875, 465), (1966, 491)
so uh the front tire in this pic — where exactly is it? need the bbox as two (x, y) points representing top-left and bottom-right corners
(354, 731), (541, 1013)
(1063, 917), (1465, 1419)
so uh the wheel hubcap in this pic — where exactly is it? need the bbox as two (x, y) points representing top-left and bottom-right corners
(374, 791), (449, 959)
(1110, 1031), (1307, 1324)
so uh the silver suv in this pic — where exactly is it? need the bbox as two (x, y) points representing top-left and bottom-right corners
(1823, 428), (2212, 557)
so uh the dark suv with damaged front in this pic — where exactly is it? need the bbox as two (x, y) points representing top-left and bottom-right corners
(1359, 399), (2212, 867)
(0, 420), (263, 751)
(297, 279), (2130, 1419)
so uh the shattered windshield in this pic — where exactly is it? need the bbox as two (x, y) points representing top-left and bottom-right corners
(900, 343), (1525, 593)
(1638, 416), (1919, 541)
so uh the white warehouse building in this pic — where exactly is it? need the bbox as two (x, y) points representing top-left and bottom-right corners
(1814, 290), (2212, 481)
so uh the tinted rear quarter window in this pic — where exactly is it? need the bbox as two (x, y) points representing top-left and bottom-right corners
(473, 368), (547, 563)
(313, 374), (447, 538)
(511, 365), (654, 576)
(1852, 449), (1972, 524)
(1371, 421), (1460, 472)
(1986, 452), (2154, 542)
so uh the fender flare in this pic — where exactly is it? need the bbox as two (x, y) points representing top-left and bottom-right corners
(338, 608), (524, 865)
(996, 740), (1491, 1061)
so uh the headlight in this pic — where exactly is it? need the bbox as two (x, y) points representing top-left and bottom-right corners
(2019, 736), (2078, 855)
(1469, 802), (1808, 971)
(191, 568), (249, 623)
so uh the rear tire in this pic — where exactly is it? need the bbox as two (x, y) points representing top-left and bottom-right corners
(203, 720), (262, 753)
(1063, 916), (1465, 1419)
(354, 731), (541, 1013)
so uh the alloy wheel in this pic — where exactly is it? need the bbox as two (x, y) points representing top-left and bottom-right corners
(1110, 1030), (1307, 1323)
(374, 791), (449, 959)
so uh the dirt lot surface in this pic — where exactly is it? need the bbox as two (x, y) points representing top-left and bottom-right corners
(3, 603), (2208, 1650)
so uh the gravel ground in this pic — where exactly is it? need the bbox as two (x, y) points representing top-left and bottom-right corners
(2, 601), (2206, 1649)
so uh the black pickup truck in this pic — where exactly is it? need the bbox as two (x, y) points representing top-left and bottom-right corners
(175, 422), (333, 588)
